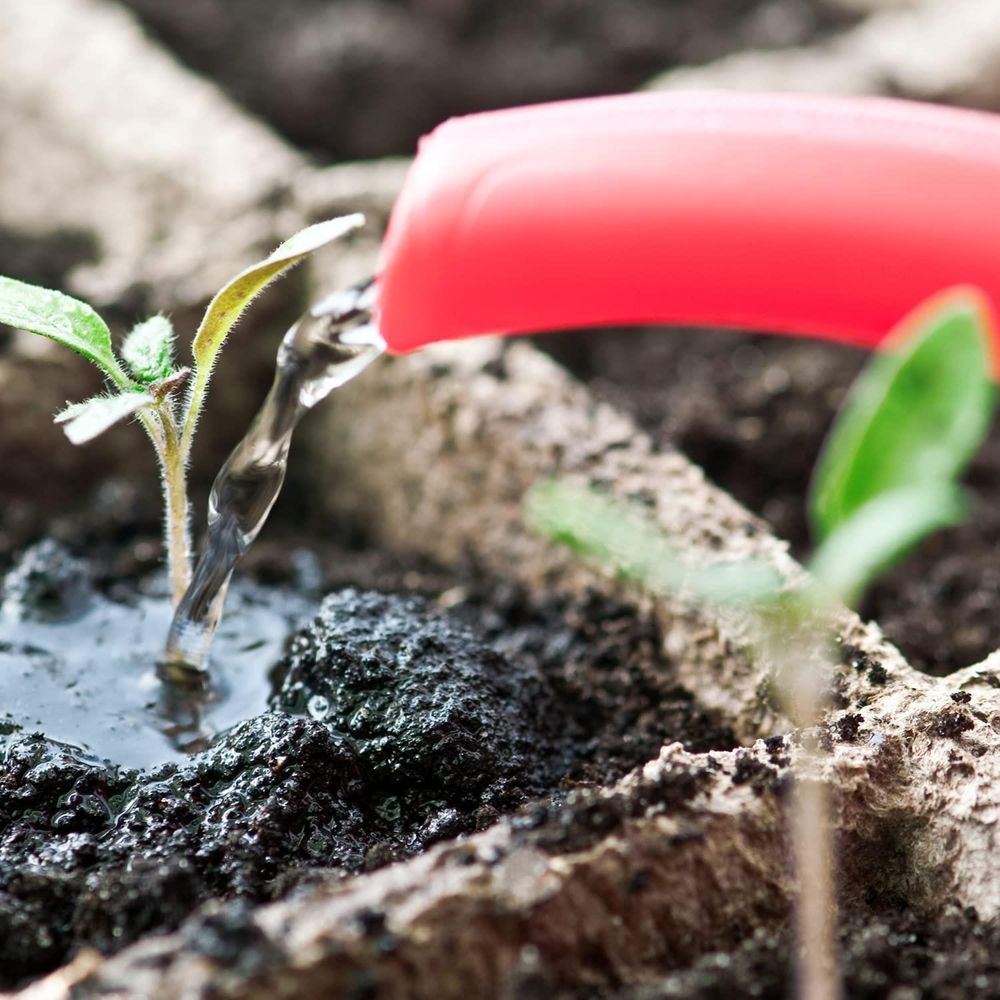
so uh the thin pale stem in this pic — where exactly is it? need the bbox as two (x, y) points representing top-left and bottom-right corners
(792, 763), (840, 1000)
(785, 647), (841, 1000)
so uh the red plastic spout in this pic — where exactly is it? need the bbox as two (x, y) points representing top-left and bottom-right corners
(374, 91), (1000, 358)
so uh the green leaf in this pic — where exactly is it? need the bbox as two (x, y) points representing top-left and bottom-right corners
(808, 483), (967, 607)
(189, 214), (365, 376)
(122, 315), (176, 383)
(55, 391), (154, 445)
(181, 214), (366, 452)
(0, 275), (130, 386)
(809, 288), (997, 540)
(525, 479), (783, 606)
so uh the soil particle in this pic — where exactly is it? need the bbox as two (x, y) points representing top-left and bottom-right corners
(933, 710), (975, 740)
(731, 750), (781, 795)
(179, 900), (285, 978)
(274, 588), (568, 809)
(1, 539), (93, 621)
(511, 790), (629, 855)
(832, 712), (864, 743)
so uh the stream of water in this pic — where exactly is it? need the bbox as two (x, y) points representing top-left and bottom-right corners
(161, 280), (384, 678)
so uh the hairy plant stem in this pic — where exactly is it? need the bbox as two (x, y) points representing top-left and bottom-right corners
(158, 405), (192, 605)
(179, 366), (209, 458)
(136, 404), (192, 607)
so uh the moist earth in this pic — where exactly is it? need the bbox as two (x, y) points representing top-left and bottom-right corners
(0, 538), (733, 989)
(617, 909), (1000, 1000)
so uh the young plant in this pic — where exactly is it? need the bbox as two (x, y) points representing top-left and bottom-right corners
(526, 287), (997, 1000)
(0, 214), (363, 605)
(528, 288), (996, 614)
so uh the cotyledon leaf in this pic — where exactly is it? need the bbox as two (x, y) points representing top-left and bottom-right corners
(525, 478), (784, 606)
(0, 275), (130, 387)
(808, 482), (968, 608)
(55, 391), (155, 445)
(809, 288), (997, 541)
(182, 214), (365, 450)
(190, 214), (365, 374)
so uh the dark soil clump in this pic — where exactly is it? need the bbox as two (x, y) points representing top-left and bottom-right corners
(544, 327), (1000, 675)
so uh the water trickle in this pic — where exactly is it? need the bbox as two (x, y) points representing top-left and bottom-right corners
(163, 280), (384, 675)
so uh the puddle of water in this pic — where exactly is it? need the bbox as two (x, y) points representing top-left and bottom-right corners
(0, 583), (310, 771)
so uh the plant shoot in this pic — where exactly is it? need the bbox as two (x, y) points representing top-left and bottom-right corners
(0, 215), (364, 606)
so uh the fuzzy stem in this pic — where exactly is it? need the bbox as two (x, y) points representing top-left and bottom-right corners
(179, 365), (209, 460)
(157, 405), (192, 604)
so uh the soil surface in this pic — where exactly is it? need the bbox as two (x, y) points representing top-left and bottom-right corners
(117, 0), (857, 159)
(0, 511), (734, 989)
(618, 909), (1000, 1000)
(543, 327), (1000, 676)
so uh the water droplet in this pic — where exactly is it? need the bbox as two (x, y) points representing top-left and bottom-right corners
(307, 694), (330, 721)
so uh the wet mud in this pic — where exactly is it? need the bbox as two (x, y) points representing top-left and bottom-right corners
(0, 538), (732, 988)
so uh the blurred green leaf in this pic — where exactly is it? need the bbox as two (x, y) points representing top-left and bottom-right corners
(55, 391), (154, 445)
(526, 479), (784, 606)
(0, 275), (130, 387)
(808, 482), (967, 607)
(809, 289), (996, 540)
(122, 315), (176, 383)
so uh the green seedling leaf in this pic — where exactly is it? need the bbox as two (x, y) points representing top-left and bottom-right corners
(808, 482), (967, 607)
(0, 275), (130, 387)
(122, 315), (176, 383)
(190, 214), (365, 376)
(526, 479), (784, 606)
(55, 391), (154, 445)
(181, 213), (366, 451)
(810, 288), (997, 540)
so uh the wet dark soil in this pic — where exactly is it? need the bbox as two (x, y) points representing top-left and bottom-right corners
(0, 526), (733, 989)
(117, 0), (858, 160)
(543, 327), (1000, 676)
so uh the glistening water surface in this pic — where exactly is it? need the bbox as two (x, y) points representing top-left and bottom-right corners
(0, 580), (310, 770)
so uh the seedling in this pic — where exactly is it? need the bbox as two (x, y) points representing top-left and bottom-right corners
(0, 215), (363, 606)
(527, 288), (996, 615)
(526, 288), (998, 1000)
